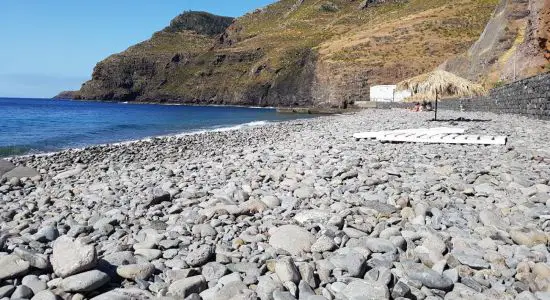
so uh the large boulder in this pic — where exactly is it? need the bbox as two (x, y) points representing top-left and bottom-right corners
(1, 166), (39, 179)
(51, 236), (97, 277)
(0, 160), (15, 178)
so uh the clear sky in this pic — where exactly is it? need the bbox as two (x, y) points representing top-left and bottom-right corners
(0, 1), (276, 98)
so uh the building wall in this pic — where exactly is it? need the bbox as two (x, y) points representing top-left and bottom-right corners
(370, 85), (396, 102)
(394, 90), (412, 102)
(370, 85), (412, 102)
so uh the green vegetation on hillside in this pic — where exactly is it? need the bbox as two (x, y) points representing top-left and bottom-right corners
(71, 0), (500, 106)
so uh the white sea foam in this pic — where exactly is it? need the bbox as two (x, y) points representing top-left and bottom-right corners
(174, 120), (271, 136)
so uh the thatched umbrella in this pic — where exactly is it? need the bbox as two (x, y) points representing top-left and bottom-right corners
(396, 70), (486, 120)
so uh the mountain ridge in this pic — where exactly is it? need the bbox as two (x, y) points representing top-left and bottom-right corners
(59, 0), (512, 106)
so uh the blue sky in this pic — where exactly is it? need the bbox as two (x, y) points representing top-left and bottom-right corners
(0, 1), (276, 98)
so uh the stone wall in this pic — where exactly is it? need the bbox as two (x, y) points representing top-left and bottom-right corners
(371, 72), (550, 120)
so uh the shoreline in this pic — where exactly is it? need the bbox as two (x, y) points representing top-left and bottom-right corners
(2, 109), (550, 299)
(51, 97), (361, 113)
(11, 96), (278, 110)
(2, 117), (312, 160)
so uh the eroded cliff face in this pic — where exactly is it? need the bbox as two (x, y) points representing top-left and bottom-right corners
(61, 0), (501, 106)
(441, 0), (550, 86)
(73, 12), (234, 102)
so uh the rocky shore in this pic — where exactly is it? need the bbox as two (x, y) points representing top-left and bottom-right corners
(1, 109), (550, 300)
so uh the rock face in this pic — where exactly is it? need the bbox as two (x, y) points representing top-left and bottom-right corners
(59, 0), (500, 107)
(442, 0), (550, 86)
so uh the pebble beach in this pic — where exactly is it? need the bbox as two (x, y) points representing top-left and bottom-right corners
(1, 109), (550, 300)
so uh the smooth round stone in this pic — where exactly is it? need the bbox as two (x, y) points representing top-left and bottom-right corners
(0, 255), (30, 281)
(11, 285), (34, 299)
(30, 290), (58, 300)
(311, 236), (336, 253)
(34, 226), (59, 242)
(134, 249), (162, 261)
(0, 285), (15, 298)
(261, 195), (281, 208)
(293, 187), (315, 199)
(21, 275), (47, 294)
(116, 264), (155, 281)
(59, 270), (110, 292)
(100, 251), (137, 267)
(401, 262), (454, 290)
(268, 225), (315, 255)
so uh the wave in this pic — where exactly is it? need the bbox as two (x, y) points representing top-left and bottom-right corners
(174, 120), (271, 136)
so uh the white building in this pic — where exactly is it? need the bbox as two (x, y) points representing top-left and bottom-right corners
(370, 85), (411, 102)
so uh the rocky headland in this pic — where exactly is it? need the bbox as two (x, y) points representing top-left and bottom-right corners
(1, 109), (550, 299)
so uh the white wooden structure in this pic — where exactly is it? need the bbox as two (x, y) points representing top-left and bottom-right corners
(354, 127), (507, 145)
(370, 85), (411, 102)
(353, 127), (465, 140)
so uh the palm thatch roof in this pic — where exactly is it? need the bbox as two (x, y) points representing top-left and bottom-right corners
(396, 70), (486, 102)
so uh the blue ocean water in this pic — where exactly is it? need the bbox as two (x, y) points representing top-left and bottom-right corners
(0, 98), (314, 157)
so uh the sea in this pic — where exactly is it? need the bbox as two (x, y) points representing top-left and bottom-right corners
(0, 98), (314, 158)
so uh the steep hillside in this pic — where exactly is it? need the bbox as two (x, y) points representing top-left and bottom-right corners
(62, 0), (499, 106)
(70, 12), (234, 101)
(442, 0), (550, 87)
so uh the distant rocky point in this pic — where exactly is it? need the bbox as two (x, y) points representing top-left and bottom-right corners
(54, 91), (79, 100)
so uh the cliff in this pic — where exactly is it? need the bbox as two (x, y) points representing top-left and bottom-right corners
(441, 0), (550, 86)
(61, 1), (501, 106)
